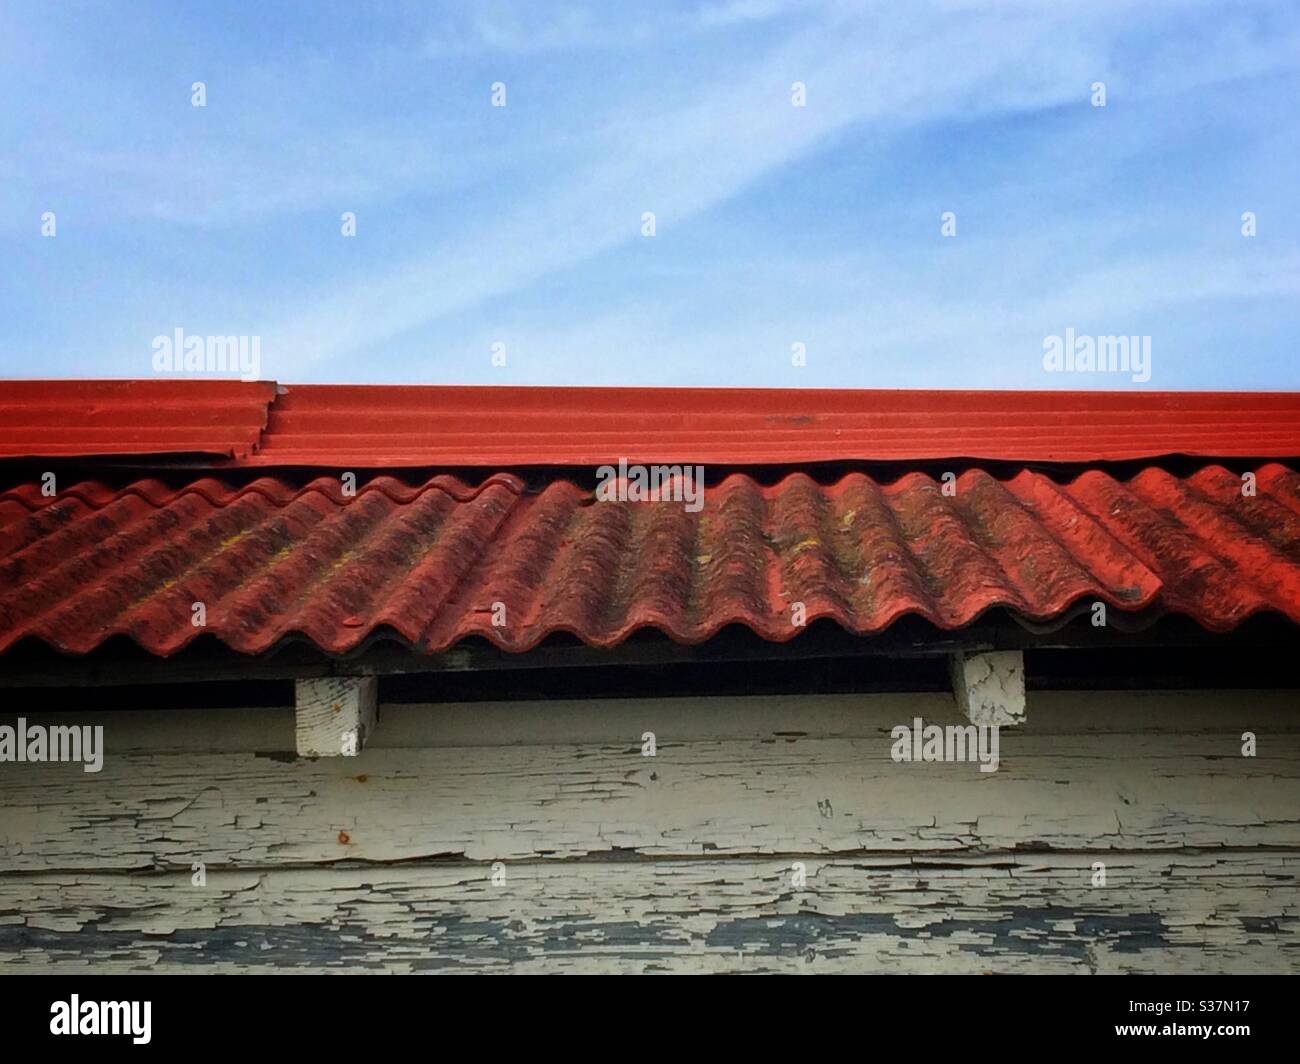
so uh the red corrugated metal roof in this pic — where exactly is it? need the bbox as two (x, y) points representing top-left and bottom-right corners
(3, 464), (1299, 657)
(4, 382), (1300, 466)
(0, 380), (276, 460)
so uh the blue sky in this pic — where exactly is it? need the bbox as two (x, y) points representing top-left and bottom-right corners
(2, 0), (1297, 388)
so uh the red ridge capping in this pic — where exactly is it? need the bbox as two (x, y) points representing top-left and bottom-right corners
(253, 385), (1300, 466)
(0, 380), (277, 460)
(4, 382), (1300, 466)
(3, 464), (1300, 658)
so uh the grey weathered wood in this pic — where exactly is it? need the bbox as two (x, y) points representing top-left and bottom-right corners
(2, 690), (1296, 973)
(2, 726), (1295, 871)
(1, 854), (1294, 973)
(294, 676), (377, 757)
(950, 650), (1025, 726)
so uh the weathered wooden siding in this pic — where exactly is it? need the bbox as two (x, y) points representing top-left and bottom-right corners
(1, 691), (1297, 972)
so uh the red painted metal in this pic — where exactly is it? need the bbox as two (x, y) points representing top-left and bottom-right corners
(4, 463), (1299, 657)
(252, 385), (1300, 466)
(0, 380), (276, 459)
(4, 382), (1300, 466)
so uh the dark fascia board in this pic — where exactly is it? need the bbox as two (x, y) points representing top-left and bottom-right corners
(1, 610), (1299, 690)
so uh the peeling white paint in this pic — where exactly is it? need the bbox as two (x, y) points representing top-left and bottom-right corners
(950, 651), (1026, 726)
(295, 676), (377, 758)
(0, 690), (1295, 973)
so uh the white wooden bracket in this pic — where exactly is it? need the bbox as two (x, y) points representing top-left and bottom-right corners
(295, 676), (378, 757)
(949, 650), (1025, 727)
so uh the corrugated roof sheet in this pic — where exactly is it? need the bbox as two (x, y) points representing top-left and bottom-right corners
(0, 380), (276, 460)
(5, 382), (1300, 466)
(4, 464), (1299, 657)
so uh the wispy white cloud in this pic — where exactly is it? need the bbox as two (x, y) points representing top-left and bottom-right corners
(422, 0), (822, 54)
(262, 0), (1300, 377)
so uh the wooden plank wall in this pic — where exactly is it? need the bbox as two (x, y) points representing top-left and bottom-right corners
(0, 690), (1296, 973)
